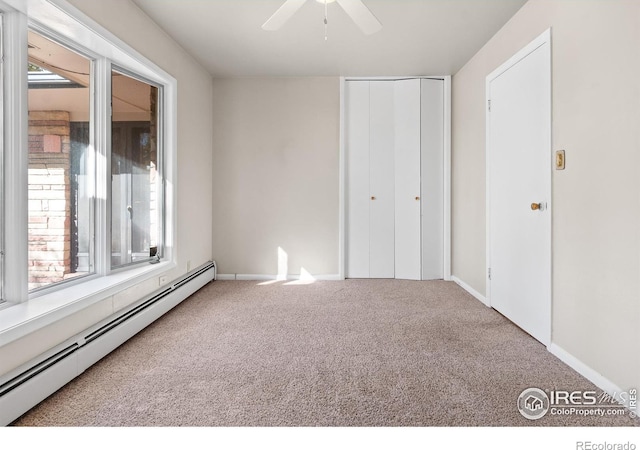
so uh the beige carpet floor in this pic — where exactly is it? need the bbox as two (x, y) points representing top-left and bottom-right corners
(12, 280), (639, 426)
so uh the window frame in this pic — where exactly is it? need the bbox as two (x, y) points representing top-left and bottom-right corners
(0, 13), (4, 304)
(0, 0), (177, 306)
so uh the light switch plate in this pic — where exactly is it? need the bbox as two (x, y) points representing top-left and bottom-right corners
(556, 150), (565, 170)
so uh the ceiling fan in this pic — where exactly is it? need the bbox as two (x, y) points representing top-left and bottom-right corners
(262, 0), (382, 36)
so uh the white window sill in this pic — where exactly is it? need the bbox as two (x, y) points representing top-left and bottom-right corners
(0, 260), (176, 347)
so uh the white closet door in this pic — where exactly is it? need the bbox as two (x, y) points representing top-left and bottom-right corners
(346, 81), (371, 278)
(421, 79), (444, 280)
(394, 79), (422, 280)
(369, 82), (395, 278)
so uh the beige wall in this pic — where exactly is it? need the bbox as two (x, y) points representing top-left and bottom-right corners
(212, 78), (340, 277)
(452, 0), (640, 390)
(0, 0), (214, 377)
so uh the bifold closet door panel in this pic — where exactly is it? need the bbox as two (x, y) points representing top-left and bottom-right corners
(394, 79), (422, 280)
(421, 79), (444, 280)
(346, 81), (371, 278)
(369, 81), (395, 278)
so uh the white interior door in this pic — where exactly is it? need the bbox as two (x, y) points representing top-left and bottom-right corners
(369, 81), (395, 278)
(346, 81), (371, 278)
(487, 31), (551, 345)
(394, 79), (421, 280)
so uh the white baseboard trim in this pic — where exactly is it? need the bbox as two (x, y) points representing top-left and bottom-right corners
(547, 343), (628, 399)
(217, 274), (343, 282)
(548, 343), (640, 418)
(315, 274), (343, 281)
(236, 274), (277, 281)
(451, 276), (489, 306)
(216, 274), (236, 281)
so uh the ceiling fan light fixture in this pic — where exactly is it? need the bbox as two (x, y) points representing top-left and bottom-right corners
(263, 0), (382, 36)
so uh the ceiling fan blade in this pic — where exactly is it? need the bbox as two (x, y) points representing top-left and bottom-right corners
(336, 0), (382, 35)
(262, 0), (308, 31)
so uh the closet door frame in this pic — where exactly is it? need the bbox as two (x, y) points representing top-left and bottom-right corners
(339, 76), (451, 281)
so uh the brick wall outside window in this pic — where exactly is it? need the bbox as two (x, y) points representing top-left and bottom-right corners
(28, 110), (74, 290)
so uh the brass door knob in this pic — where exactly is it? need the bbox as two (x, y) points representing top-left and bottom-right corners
(531, 202), (542, 211)
(415, 196), (420, 201)
(371, 196), (376, 200)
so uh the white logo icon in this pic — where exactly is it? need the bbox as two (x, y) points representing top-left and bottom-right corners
(518, 388), (550, 420)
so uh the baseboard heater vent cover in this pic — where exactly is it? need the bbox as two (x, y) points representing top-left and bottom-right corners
(0, 261), (215, 426)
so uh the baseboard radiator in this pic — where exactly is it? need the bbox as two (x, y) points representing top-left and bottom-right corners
(0, 261), (216, 426)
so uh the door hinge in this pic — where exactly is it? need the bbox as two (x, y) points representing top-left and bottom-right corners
(488, 268), (491, 280)
(488, 99), (492, 112)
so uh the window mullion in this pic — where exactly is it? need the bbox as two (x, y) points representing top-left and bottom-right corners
(93, 57), (111, 276)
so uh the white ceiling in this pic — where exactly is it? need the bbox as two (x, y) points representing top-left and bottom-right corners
(131, 0), (527, 78)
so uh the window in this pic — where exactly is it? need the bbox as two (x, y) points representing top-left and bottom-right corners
(27, 30), (94, 291)
(0, 1), (176, 306)
(111, 69), (161, 268)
